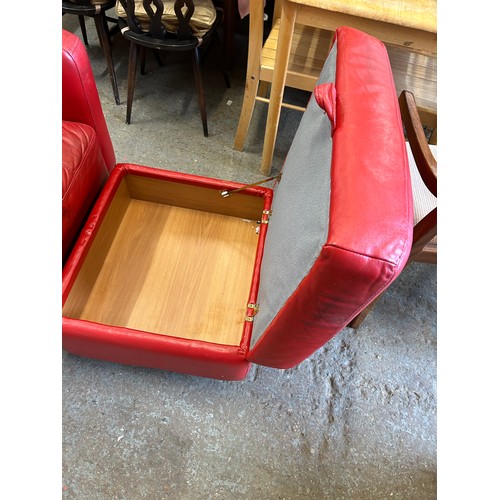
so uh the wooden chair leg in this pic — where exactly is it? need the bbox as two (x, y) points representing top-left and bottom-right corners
(94, 13), (120, 105)
(78, 15), (88, 46)
(348, 298), (380, 329)
(214, 30), (231, 88)
(152, 50), (164, 67)
(126, 42), (139, 125)
(192, 48), (209, 137)
(140, 47), (146, 75)
(141, 49), (164, 73)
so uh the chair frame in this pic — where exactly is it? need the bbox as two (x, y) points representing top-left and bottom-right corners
(62, 0), (121, 105)
(117, 0), (229, 137)
(348, 90), (437, 329)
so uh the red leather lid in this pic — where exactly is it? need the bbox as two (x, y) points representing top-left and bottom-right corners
(248, 27), (413, 369)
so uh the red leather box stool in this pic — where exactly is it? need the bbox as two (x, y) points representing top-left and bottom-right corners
(62, 27), (413, 380)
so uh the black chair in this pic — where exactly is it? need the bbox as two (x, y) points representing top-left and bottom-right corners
(116, 0), (230, 137)
(62, 0), (121, 105)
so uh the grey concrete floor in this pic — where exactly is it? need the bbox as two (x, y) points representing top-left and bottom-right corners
(62, 13), (437, 499)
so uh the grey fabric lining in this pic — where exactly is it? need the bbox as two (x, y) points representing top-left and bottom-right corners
(250, 44), (337, 349)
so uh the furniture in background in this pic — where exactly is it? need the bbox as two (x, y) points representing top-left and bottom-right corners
(62, 29), (116, 262)
(235, 0), (437, 175)
(233, 0), (333, 159)
(349, 89), (437, 329)
(62, 0), (121, 105)
(116, 0), (230, 137)
(221, 0), (237, 67)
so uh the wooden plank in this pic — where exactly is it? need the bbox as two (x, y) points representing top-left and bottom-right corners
(295, 5), (436, 56)
(291, 0), (437, 34)
(125, 174), (264, 221)
(387, 44), (436, 113)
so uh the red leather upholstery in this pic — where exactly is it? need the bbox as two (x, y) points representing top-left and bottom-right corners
(62, 29), (116, 260)
(247, 27), (413, 368)
(62, 30), (115, 172)
(62, 121), (108, 259)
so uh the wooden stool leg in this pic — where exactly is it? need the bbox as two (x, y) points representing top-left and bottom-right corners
(192, 48), (209, 137)
(94, 13), (120, 105)
(78, 15), (88, 46)
(126, 42), (139, 125)
(233, 74), (259, 151)
(232, 0), (264, 151)
(261, 1), (297, 175)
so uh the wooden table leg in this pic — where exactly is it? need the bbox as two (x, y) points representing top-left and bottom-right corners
(260, 1), (297, 175)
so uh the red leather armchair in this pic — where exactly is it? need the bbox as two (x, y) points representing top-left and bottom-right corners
(62, 29), (116, 261)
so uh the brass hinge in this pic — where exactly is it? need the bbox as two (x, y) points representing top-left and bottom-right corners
(245, 303), (260, 322)
(258, 209), (272, 225)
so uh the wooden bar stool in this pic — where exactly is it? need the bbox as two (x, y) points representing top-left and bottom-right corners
(233, 0), (333, 173)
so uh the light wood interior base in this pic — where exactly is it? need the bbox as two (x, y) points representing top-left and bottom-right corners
(63, 176), (263, 346)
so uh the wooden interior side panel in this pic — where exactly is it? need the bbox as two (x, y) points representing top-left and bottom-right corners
(125, 174), (264, 221)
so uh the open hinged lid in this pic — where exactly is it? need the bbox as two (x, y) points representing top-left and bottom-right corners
(247, 27), (414, 368)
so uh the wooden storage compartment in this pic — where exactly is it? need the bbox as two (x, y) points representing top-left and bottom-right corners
(63, 27), (415, 380)
(63, 171), (266, 347)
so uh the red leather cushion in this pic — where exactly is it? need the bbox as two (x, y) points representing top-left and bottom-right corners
(62, 120), (108, 260)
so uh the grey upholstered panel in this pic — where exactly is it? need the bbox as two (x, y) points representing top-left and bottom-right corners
(251, 43), (338, 349)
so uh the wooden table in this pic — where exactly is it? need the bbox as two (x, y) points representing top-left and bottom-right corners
(260, 0), (437, 175)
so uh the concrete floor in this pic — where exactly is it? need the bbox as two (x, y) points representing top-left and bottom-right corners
(62, 13), (437, 499)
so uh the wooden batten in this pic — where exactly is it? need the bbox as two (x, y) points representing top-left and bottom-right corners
(63, 175), (264, 346)
(125, 174), (265, 221)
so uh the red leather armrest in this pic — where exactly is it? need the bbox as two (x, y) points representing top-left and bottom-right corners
(62, 29), (116, 173)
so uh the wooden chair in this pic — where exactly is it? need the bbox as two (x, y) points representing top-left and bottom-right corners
(116, 0), (230, 137)
(62, 0), (121, 105)
(349, 90), (437, 329)
(232, 0), (333, 159)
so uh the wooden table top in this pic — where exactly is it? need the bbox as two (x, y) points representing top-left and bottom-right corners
(289, 0), (437, 34)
